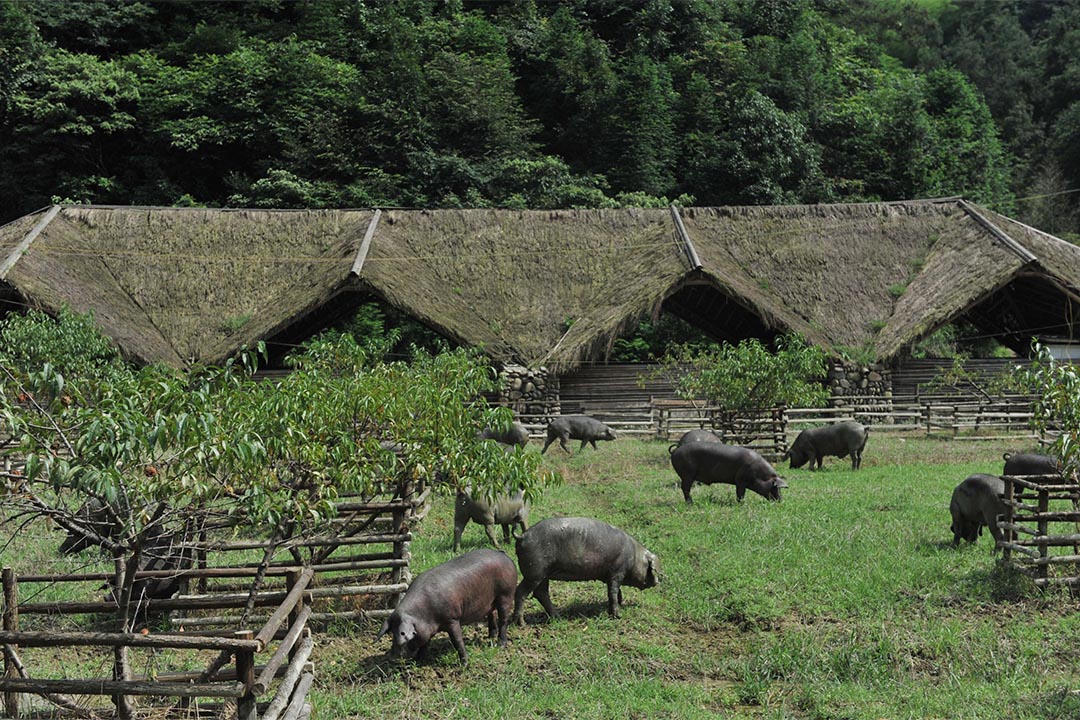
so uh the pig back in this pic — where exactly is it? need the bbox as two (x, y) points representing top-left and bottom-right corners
(953, 473), (1008, 523)
(801, 421), (865, 455)
(516, 517), (637, 582)
(1003, 453), (1060, 477)
(672, 442), (770, 484)
(403, 549), (518, 624)
(458, 487), (527, 524)
(674, 429), (722, 449)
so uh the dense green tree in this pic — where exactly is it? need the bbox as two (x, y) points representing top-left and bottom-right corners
(0, 0), (1070, 226)
(0, 47), (139, 214)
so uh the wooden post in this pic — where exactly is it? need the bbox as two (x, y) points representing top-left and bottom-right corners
(1002, 478), (1015, 562)
(3, 568), (18, 718)
(1038, 488), (1050, 584)
(390, 480), (408, 608)
(235, 630), (257, 720)
(285, 570), (305, 661)
(198, 527), (209, 594)
(112, 557), (133, 720)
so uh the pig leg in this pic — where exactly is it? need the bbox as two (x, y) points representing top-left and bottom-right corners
(525, 578), (558, 617)
(589, 439), (599, 450)
(495, 595), (511, 647)
(558, 434), (571, 453)
(453, 520), (467, 552)
(606, 577), (625, 617)
(851, 451), (859, 470)
(735, 483), (747, 502)
(984, 510), (1005, 548)
(514, 577), (543, 625)
(579, 438), (588, 451)
(484, 523), (501, 548)
(501, 523), (512, 544)
(447, 620), (468, 663)
(541, 435), (555, 454)
(487, 609), (498, 640)
(680, 476), (695, 504)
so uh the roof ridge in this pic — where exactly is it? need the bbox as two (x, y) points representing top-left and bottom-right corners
(670, 206), (701, 270)
(0, 205), (61, 280)
(958, 200), (1037, 265)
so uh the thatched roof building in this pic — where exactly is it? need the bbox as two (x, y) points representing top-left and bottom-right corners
(0, 199), (1077, 368)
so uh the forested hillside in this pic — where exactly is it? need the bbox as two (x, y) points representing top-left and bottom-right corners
(1, 0), (1077, 237)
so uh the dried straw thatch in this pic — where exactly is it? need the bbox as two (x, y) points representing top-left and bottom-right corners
(0, 200), (1076, 368)
(365, 208), (688, 370)
(2, 206), (369, 365)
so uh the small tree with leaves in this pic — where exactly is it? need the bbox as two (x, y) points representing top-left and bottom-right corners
(653, 334), (829, 441)
(0, 311), (550, 637)
(1012, 344), (1080, 472)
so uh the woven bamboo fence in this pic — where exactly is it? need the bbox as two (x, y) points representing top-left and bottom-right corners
(998, 472), (1080, 589)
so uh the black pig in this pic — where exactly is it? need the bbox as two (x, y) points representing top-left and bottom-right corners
(949, 473), (1008, 547)
(541, 415), (616, 455)
(479, 421), (529, 448)
(670, 442), (786, 503)
(1002, 452), (1061, 478)
(453, 487), (529, 552)
(378, 549), (517, 663)
(513, 516), (659, 623)
(784, 421), (869, 470)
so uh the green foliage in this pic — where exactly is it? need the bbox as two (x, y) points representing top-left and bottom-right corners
(0, 0), (1076, 230)
(0, 307), (123, 384)
(610, 313), (712, 362)
(910, 321), (1011, 360)
(338, 301), (452, 359)
(1014, 343), (1080, 474)
(0, 311), (553, 621)
(660, 334), (829, 411)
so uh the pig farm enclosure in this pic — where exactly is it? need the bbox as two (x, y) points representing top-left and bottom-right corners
(5, 434), (1080, 719)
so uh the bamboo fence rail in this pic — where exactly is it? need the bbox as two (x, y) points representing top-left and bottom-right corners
(999, 472), (1080, 588)
(0, 477), (430, 718)
(1, 566), (315, 719)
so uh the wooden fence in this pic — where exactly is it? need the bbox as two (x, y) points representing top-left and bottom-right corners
(785, 394), (1037, 439)
(646, 395), (1037, 450)
(504, 392), (1037, 445)
(999, 473), (1080, 588)
(650, 401), (787, 460)
(2, 566), (314, 719)
(0, 479), (429, 718)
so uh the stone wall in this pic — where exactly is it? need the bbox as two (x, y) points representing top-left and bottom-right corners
(495, 364), (560, 423)
(827, 361), (892, 407)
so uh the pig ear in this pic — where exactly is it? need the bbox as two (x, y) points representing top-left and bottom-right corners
(774, 477), (788, 489)
(646, 552), (659, 582)
(376, 618), (390, 640)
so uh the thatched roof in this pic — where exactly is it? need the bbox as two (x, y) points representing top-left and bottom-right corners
(363, 208), (688, 369)
(1, 206), (369, 365)
(0, 199), (1076, 368)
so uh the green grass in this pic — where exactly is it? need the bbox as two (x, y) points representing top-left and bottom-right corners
(311, 435), (1080, 719)
(6, 435), (1080, 718)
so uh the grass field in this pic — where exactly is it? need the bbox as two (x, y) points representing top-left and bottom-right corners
(312, 434), (1080, 720)
(4, 434), (1080, 719)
